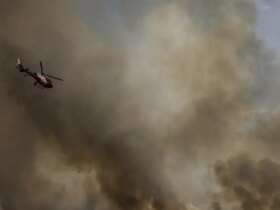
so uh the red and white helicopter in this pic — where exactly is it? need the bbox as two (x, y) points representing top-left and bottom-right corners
(16, 58), (63, 89)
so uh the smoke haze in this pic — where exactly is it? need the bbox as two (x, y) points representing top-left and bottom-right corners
(0, 0), (279, 210)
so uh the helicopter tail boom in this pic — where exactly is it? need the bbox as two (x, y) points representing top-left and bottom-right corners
(16, 58), (28, 72)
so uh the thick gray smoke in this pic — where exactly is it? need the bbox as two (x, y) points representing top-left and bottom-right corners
(0, 1), (182, 209)
(214, 154), (280, 210)
(0, 0), (278, 210)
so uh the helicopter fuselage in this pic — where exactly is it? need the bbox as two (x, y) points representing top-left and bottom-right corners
(26, 71), (53, 88)
(35, 73), (53, 88)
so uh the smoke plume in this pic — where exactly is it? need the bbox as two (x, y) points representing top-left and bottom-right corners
(214, 154), (280, 210)
(0, 0), (278, 210)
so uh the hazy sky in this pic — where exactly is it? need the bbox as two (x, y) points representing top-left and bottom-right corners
(75, 0), (280, 111)
(75, 0), (157, 43)
(76, 0), (279, 54)
(256, 0), (280, 54)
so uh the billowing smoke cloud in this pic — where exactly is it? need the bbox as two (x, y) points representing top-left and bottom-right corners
(0, 0), (278, 210)
(214, 154), (280, 210)
(0, 0), (183, 209)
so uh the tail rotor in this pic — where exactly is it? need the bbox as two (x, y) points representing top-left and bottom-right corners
(16, 58), (26, 72)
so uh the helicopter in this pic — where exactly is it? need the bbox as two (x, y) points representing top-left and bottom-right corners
(16, 58), (63, 89)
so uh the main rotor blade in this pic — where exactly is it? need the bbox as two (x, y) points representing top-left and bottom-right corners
(46, 74), (64, 81)
(40, 61), (44, 74)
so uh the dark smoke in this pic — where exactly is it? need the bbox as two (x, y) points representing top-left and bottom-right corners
(0, 0), (184, 210)
(214, 154), (280, 210)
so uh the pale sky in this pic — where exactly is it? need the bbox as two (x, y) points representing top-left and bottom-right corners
(76, 0), (279, 54)
(256, 0), (280, 54)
